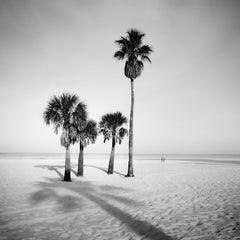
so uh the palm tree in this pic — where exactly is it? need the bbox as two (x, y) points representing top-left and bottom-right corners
(75, 120), (98, 176)
(43, 93), (87, 181)
(114, 29), (153, 177)
(99, 112), (128, 174)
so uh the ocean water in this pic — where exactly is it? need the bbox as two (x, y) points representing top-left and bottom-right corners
(0, 152), (240, 164)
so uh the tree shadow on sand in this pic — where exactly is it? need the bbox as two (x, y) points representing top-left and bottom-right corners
(85, 164), (125, 177)
(35, 165), (78, 180)
(35, 164), (126, 179)
(30, 171), (174, 240)
(30, 186), (83, 213)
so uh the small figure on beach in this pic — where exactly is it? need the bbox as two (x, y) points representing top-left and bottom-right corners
(161, 156), (166, 163)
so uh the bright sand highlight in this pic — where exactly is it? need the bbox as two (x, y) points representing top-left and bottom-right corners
(0, 155), (239, 240)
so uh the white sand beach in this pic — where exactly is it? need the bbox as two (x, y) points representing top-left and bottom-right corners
(0, 155), (240, 240)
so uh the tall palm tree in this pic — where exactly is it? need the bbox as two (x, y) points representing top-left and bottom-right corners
(99, 112), (128, 174)
(114, 29), (153, 177)
(75, 119), (98, 176)
(43, 93), (87, 181)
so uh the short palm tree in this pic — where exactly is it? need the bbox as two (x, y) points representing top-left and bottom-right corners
(99, 112), (128, 174)
(114, 29), (152, 177)
(75, 119), (98, 176)
(43, 93), (87, 181)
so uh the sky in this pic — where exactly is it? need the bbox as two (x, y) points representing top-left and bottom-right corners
(0, 0), (240, 154)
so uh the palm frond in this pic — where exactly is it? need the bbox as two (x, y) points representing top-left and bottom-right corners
(113, 51), (125, 60)
(54, 123), (61, 134)
(60, 93), (79, 106)
(100, 112), (127, 130)
(82, 120), (98, 145)
(99, 128), (111, 143)
(73, 119), (98, 146)
(60, 93), (78, 111)
(73, 101), (87, 130)
(119, 127), (128, 137)
(127, 29), (145, 48)
(43, 95), (62, 126)
(137, 60), (144, 69)
(99, 112), (127, 144)
(43, 93), (83, 141)
(68, 125), (78, 145)
(137, 45), (153, 56)
(141, 55), (152, 63)
(116, 127), (128, 144)
(115, 37), (130, 48)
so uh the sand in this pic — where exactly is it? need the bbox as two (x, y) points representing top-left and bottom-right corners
(0, 156), (240, 240)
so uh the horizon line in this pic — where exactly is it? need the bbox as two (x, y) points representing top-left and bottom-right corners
(0, 152), (240, 156)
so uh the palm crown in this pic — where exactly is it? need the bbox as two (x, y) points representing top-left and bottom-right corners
(114, 29), (153, 79)
(99, 112), (128, 144)
(75, 120), (98, 147)
(43, 93), (87, 147)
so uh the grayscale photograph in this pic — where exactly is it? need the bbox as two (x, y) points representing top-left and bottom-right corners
(0, 0), (240, 239)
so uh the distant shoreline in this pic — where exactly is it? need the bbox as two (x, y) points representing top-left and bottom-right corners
(0, 152), (240, 164)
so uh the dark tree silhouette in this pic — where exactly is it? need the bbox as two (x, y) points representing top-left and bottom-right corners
(74, 120), (98, 176)
(114, 29), (153, 177)
(43, 93), (87, 181)
(99, 112), (128, 174)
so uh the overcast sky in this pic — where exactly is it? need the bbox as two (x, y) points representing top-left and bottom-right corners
(0, 0), (240, 154)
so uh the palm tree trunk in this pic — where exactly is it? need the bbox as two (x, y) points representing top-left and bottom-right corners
(126, 79), (134, 177)
(108, 136), (116, 174)
(77, 141), (84, 176)
(64, 146), (71, 181)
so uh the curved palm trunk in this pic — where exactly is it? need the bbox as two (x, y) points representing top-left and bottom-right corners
(64, 146), (71, 181)
(126, 79), (134, 177)
(77, 141), (84, 176)
(108, 135), (116, 174)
